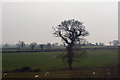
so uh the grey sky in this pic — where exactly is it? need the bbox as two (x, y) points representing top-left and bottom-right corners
(2, 2), (118, 44)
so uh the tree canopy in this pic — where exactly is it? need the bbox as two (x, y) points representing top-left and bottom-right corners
(53, 19), (89, 45)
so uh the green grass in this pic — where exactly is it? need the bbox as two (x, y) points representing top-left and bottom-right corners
(73, 49), (118, 67)
(2, 48), (118, 78)
(3, 52), (64, 71)
(3, 49), (118, 72)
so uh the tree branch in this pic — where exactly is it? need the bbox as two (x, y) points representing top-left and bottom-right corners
(59, 32), (70, 45)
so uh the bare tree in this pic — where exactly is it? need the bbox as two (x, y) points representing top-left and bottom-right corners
(29, 42), (37, 49)
(46, 43), (51, 49)
(53, 19), (89, 70)
(3, 43), (9, 48)
(40, 44), (44, 49)
(108, 41), (112, 46)
(16, 41), (25, 49)
(112, 40), (120, 46)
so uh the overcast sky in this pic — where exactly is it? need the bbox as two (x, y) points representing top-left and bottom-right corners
(2, 2), (118, 44)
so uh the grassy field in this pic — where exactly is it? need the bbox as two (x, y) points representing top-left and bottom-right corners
(2, 48), (119, 78)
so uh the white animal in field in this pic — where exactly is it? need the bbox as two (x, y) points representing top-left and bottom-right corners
(3, 73), (7, 77)
(35, 74), (39, 79)
(92, 72), (96, 75)
(44, 72), (50, 76)
(107, 72), (110, 75)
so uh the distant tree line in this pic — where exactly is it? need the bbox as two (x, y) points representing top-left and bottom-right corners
(2, 40), (120, 49)
(3, 41), (60, 49)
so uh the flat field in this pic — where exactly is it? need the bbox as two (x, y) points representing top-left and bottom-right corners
(2, 48), (118, 78)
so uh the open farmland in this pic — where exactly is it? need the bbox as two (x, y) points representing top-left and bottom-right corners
(2, 48), (118, 78)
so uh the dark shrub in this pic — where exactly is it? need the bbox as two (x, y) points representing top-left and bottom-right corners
(21, 67), (31, 72)
(13, 67), (41, 72)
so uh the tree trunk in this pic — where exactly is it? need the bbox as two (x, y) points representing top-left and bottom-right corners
(68, 61), (72, 70)
(67, 44), (73, 70)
